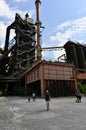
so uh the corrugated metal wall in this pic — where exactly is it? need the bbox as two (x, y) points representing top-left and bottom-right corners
(25, 61), (76, 97)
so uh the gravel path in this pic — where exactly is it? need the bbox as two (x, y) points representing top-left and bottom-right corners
(0, 96), (86, 130)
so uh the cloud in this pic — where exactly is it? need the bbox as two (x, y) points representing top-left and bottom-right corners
(15, 0), (27, 2)
(0, 0), (33, 21)
(0, 0), (35, 48)
(42, 17), (86, 60)
(0, 0), (15, 20)
(78, 7), (86, 15)
(49, 16), (86, 46)
(0, 21), (6, 48)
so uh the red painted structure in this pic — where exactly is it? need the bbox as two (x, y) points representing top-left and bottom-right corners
(25, 60), (77, 97)
(76, 71), (86, 80)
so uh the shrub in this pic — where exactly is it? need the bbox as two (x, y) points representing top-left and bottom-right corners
(0, 91), (2, 96)
(78, 81), (86, 94)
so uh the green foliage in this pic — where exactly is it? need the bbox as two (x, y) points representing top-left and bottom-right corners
(77, 81), (86, 94)
(14, 86), (25, 96)
(84, 60), (86, 65)
(0, 90), (2, 96)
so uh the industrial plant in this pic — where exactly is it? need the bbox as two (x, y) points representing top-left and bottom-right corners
(0, 0), (86, 97)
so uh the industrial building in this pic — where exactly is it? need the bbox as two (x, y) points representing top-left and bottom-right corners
(0, 12), (36, 95)
(0, 0), (86, 97)
(24, 40), (86, 97)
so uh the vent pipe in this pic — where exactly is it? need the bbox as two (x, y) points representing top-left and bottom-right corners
(35, 0), (42, 60)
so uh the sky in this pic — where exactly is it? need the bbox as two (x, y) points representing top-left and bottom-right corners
(1, 0), (86, 61)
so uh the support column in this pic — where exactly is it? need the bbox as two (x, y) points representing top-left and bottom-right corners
(40, 64), (45, 98)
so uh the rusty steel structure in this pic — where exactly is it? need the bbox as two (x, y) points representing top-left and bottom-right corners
(25, 40), (86, 97)
(64, 40), (86, 69)
(0, 13), (36, 78)
(25, 60), (77, 97)
(0, 13), (36, 95)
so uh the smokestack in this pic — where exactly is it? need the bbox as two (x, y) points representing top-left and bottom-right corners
(35, 0), (42, 60)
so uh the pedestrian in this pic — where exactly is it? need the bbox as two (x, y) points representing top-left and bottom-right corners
(45, 90), (51, 111)
(28, 96), (30, 102)
(32, 93), (36, 102)
(75, 89), (82, 103)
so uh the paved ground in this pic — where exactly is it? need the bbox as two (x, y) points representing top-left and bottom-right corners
(0, 96), (86, 130)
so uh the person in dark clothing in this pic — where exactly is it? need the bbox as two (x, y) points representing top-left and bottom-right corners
(75, 89), (82, 103)
(45, 90), (51, 110)
(28, 96), (30, 102)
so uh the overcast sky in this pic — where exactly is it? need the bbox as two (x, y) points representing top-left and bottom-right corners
(0, 0), (86, 60)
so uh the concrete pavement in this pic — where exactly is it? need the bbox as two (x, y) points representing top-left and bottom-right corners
(0, 96), (86, 130)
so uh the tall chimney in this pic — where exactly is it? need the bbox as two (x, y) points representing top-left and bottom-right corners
(35, 0), (42, 60)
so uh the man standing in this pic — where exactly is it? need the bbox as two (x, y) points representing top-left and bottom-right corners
(32, 93), (36, 102)
(45, 90), (51, 111)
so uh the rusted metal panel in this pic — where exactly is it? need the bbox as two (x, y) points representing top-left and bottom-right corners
(57, 71), (64, 75)
(44, 69), (57, 74)
(26, 65), (41, 83)
(26, 61), (75, 84)
(43, 63), (74, 80)
(76, 72), (86, 80)
(25, 61), (77, 97)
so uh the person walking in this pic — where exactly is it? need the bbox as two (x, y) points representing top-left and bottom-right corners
(45, 90), (51, 111)
(75, 89), (82, 103)
(32, 93), (36, 102)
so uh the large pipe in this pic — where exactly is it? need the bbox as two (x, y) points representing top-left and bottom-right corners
(35, 0), (42, 60)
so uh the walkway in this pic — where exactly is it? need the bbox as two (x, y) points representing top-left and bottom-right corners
(0, 96), (86, 130)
